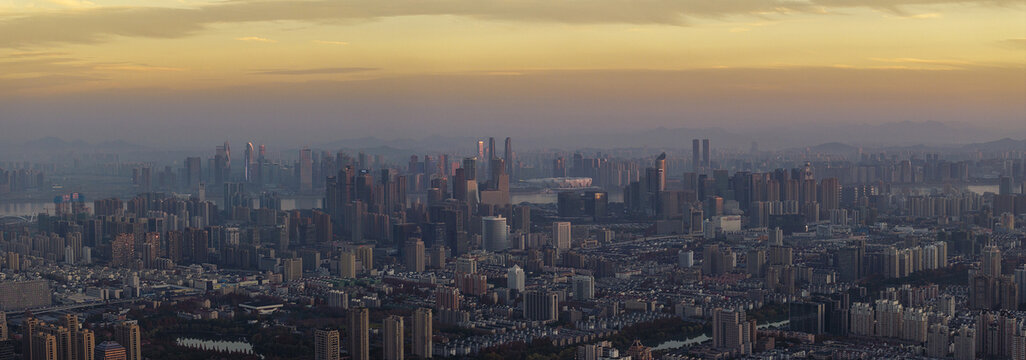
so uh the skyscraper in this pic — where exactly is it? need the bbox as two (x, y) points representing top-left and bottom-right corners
(113, 322), (140, 360)
(573, 275), (595, 301)
(654, 153), (666, 192)
(383, 315), (404, 360)
(982, 245), (1001, 276)
(300, 148), (313, 192)
(692, 139), (701, 171)
(482, 216), (508, 252)
(184, 157), (202, 189)
(552, 221), (571, 251)
(523, 291), (558, 322)
(702, 139), (710, 168)
(412, 308), (433, 358)
(241, 142), (254, 183)
(94, 341), (126, 360)
(404, 239), (425, 272)
(507, 265), (525, 292)
(504, 137), (514, 177)
(314, 329), (340, 360)
(487, 137), (496, 160)
(712, 308), (755, 356)
(348, 308), (369, 360)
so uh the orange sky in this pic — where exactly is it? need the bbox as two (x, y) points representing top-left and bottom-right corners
(0, 0), (1023, 145)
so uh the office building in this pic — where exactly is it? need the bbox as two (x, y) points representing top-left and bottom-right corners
(712, 308), (755, 356)
(412, 308), (433, 358)
(507, 265), (525, 292)
(314, 329), (340, 360)
(383, 315), (404, 360)
(523, 291), (559, 322)
(94, 341), (126, 360)
(552, 221), (571, 251)
(114, 322), (140, 360)
(482, 216), (508, 252)
(573, 275), (595, 301)
(404, 239), (425, 272)
(348, 308), (369, 360)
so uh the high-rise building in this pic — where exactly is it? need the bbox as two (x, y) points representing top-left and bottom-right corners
(746, 249), (766, 277)
(314, 330), (340, 360)
(347, 308), (369, 360)
(874, 299), (903, 339)
(712, 308), (755, 356)
(412, 308), (432, 358)
(982, 245), (1001, 277)
(789, 302), (825, 335)
(31, 332), (57, 360)
(435, 287), (460, 310)
(282, 257), (303, 282)
(702, 139), (710, 168)
(94, 341), (126, 360)
(927, 324), (949, 359)
(355, 246), (373, 272)
(223, 182), (245, 213)
(552, 221), (571, 251)
(0, 312), (6, 341)
(338, 251), (357, 278)
(481, 216), (508, 252)
(300, 148), (313, 192)
(692, 139), (701, 171)
(110, 234), (134, 268)
(523, 291), (558, 322)
(954, 325), (976, 360)
(404, 239), (425, 272)
(0, 339), (15, 360)
(504, 137), (514, 177)
(573, 275), (595, 301)
(383, 315), (404, 360)
(326, 290), (348, 309)
(244, 142), (256, 183)
(114, 321), (140, 360)
(1016, 265), (1026, 305)
(654, 153), (666, 192)
(507, 265), (525, 292)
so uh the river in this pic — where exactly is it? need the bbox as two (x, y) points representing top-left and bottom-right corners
(652, 319), (789, 351)
(176, 338), (258, 356)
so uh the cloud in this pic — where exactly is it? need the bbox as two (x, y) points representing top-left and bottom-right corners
(0, 0), (1018, 48)
(253, 67), (379, 75)
(868, 57), (973, 69)
(236, 36), (276, 43)
(93, 64), (187, 72)
(999, 38), (1026, 49)
(314, 40), (349, 46)
(48, 0), (96, 8)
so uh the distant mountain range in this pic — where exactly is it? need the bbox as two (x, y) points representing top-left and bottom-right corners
(6, 121), (1024, 157)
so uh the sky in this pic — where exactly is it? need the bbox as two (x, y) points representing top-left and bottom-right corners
(0, 0), (1024, 148)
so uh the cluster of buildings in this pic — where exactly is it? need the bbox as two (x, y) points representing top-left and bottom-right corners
(0, 137), (1024, 359)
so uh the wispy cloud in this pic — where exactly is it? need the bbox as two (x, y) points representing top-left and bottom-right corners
(253, 67), (378, 75)
(314, 40), (349, 46)
(236, 36), (276, 43)
(999, 38), (1026, 50)
(869, 57), (973, 68)
(0, 0), (1018, 48)
(48, 0), (96, 8)
(93, 64), (187, 72)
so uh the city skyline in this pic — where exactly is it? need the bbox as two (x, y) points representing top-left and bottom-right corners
(1, 2), (1026, 360)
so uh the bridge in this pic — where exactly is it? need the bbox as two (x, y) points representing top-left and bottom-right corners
(4, 299), (137, 318)
(0, 215), (35, 225)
